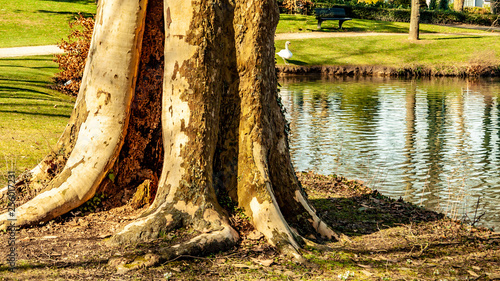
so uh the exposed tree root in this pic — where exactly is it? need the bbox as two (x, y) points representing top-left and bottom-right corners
(108, 201), (239, 272)
(108, 224), (238, 273)
(156, 225), (238, 261)
(0, 0), (148, 230)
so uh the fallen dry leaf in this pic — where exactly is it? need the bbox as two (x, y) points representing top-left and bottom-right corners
(467, 270), (480, 278)
(361, 270), (373, 276)
(357, 264), (372, 269)
(251, 258), (274, 267)
(170, 267), (181, 272)
(232, 263), (250, 268)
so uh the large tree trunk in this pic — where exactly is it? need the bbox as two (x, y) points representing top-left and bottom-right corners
(1, 0), (335, 264)
(0, 0), (147, 227)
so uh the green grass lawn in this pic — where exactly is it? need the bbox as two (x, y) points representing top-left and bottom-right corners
(0, 56), (75, 182)
(0, 0), (96, 48)
(276, 14), (496, 34)
(275, 34), (500, 66)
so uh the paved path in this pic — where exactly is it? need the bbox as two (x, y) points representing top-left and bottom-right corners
(0, 45), (63, 58)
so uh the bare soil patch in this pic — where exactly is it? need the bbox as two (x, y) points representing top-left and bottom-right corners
(1, 172), (499, 280)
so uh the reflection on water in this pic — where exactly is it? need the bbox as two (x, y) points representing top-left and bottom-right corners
(280, 75), (500, 230)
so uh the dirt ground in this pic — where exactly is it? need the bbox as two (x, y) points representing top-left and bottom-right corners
(1, 172), (499, 280)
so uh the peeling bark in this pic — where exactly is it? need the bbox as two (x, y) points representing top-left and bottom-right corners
(2, 0), (336, 262)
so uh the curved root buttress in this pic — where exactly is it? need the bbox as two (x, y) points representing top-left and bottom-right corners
(1, 0), (336, 260)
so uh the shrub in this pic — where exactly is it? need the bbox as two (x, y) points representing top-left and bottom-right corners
(359, 0), (385, 5)
(429, 0), (437, 10)
(438, 0), (449, 10)
(464, 6), (491, 14)
(53, 14), (94, 97)
(281, 0), (315, 14)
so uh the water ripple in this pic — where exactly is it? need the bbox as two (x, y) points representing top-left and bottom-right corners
(281, 76), (500, 230)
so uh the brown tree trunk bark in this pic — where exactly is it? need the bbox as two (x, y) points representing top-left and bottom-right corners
(409, 0), (420, 41)
(454, 0), (465, 12)
(2, 0), (336, 264)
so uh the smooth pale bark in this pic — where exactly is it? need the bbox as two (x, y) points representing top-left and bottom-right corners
(409, 0), (420, 41)
(0, 0), (148, 229)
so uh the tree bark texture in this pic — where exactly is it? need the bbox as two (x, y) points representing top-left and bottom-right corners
(1, 0), (335, 262)
(453, 0), (465, 12)
(409, 0), (420, 41)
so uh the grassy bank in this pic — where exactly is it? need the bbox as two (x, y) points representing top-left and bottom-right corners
(0, 0), (96, 48)
(275, 34), (500, 73)
(275, 14), (500, 73)
(0, 56), (74, 182)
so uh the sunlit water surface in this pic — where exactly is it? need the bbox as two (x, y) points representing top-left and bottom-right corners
(280, 76), (500, 230)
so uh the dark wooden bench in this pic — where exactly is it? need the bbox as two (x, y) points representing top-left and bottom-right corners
(315, 8), (352, 29)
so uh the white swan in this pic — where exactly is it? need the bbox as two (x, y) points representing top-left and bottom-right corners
(277, 41), (292, 65)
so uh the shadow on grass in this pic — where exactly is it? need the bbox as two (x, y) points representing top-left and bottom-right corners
(0, 78), (48, 86)
(0, 96), (71, 103)
(280, 14), (310, 22)
(299, 172), (445, 238)
(0, 109), (70, 118)
(345, 19), (409, 33)
(287, 59), (308, 66)
(39, 0), (96, 5)
(426, 36), (483, 40)
(0, 86), (54, 97)
(0, 102), (72, 108)
(312, 191), (444, 237)
(0, 57), (56, 63)
(298, 171), (446, 238)
(36, 10), (94, 18)
(317, 27), (342, 31)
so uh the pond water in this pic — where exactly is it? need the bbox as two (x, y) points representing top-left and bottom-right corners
(279, 75), (500, 230)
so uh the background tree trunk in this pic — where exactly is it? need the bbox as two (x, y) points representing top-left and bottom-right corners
(409, 0), (420, 41)
(453, 0), (465, 12)
(2, 0), (335, 263)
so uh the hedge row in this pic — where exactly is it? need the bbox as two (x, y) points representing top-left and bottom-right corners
(334, 5), (499, 26)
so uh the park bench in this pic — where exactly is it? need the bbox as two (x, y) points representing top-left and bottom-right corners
(315, 8), (352, 29)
